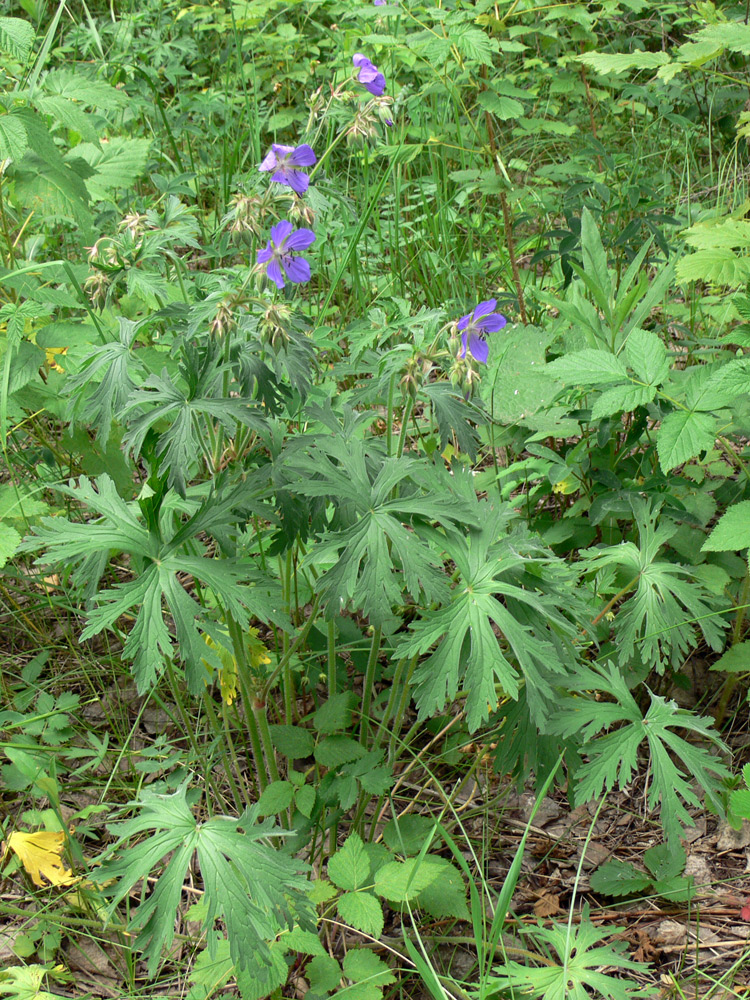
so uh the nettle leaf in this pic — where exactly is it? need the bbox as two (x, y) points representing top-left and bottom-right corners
(657, 410), (717, 472)
(337, 891), (384, 939)
(624, 328), (670, 386)
(92, 786), (313, 978)
(336, 949), (396, 1000)
(576, 50), (671, 75)
(486, 908), (650, 1000)
(702, 501), (750, 552)
(394, 504), (583, 731)
(328, 832), (371, 892)
(0, 17), (35, 60)
(589, 860), (651, 897)
(0, 112), (28, 161)
(546, 349), (628, 385)
(374, 857), (442, 903)
(591, 383), (654, 420)
(581, 499), (726, 672)
(551, 663), (729, 844)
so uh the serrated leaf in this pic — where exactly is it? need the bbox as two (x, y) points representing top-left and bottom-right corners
(0, 113), (27, 161)
(547, 349), (628, 385)
(337, 949), (396, 1000)
(256, 781), (294, 816)
(589, 860), (651, 897)
(702, 501), (750, 552)
(413, 857), (469, 920)
(657, 410), (716, 472)
(709, 640), (750, 673)
(315, 736), (365, 769)
(13, 151), (91, 226)
(591, 383), (655, 420)
(0, 523), (21, 568)
(382, 815), (436, 856)
(676, 247), (750, 287)
(91, 786), (313, 977)
(307, 955), (342, 995)
(477, 90), (524, 120)
(625, 328), (670, 385)
(374, 858), (442, 903)
(327, 832), (371, 892)
(313, 692), (358, 734)
(0, 17), (35, 60)
(68, 137), (151, 201)
(577, 50), (671, 75)
(337, 891), (384, 938)
(269, 725), (314, 759)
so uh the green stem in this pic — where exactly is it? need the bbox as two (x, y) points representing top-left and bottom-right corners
(359, 626), (383, 747)
(386, 372), (397, 457)
(327, 619), (337, 694)
(395, 396), (414, 459)
(201, 690), (247, 811)
(714, 556), (750, 727)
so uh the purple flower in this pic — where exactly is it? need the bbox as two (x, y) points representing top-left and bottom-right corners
(257, 220), (316, 290)
(374, 0), (386, 5)
(258, 143), (316, 196)
(457, 299), (507, 364)
(353, 53), (386, 96)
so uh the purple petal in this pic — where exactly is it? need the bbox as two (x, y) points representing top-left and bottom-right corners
(287, 144), (316, 167)
(358, 65), (386, 96)
(476, 313), (507, 333)
(270, 220), (294, 248)
(374, 0), (386, 5)
(472, 299), (497, 320)
(266, 259), (285, 289)
(259, 149), (277, 172)
(284, 227), (316, 251)
(282, 256), (311, 284)
(353, 53), (371, 68)
(284, 169), (310, 195)
(256, 243), (273, 264)
(468, 332), (489, 364)
(271, 143), (296, 158)
(457, 312), (472, 332)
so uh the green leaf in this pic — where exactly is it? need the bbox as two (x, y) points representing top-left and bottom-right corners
(186, 935), (234, 1000)
(13, 151), (91, 227)
(307, 955), (342, 995)
(546, 349), (628, 385)
(657, 410), (716, 472)
(313, 692), (358, 734)
(580, 207), (612, 316)
(337, 891), (384, 938)
(336, 949), (396, 1000)
(256, 781), (294, 816)
(269, 725), (314, 759)
(327, 832), (371, 892)
(676, 247), (750, 287)
(0, 523), (21, 568)
(577, 50), (671, 75)
(709, 640), (750, 673)
(413, 858), (469, 920)
(485, 907), (650, 1000)
(702, 501), (750, 552)
(477, 90), (524, 120)
(591, 383), (655, 420)
(68, 137), (151, 201)
(0, 17), (35, 60)
(315, 736), (366, 769)
(92, 786), (313, 977)
(625, 328), (670, 385)
(0, 113), (27, 161)
(382, 815), (436, 856)
(589, 860), (651, 897)
(482, 325), (558, 424)
(374, 858), (442, 903)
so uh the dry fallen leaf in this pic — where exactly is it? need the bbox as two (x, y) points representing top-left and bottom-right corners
(3, 830), (79, 887)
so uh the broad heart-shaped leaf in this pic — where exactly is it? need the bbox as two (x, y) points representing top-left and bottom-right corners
(394, 503), (584, 731)
(550, 663), (729, 845)
(92, 786), (313, 978)
(657, 409), (717, 472)
(702, 501), (750, 552)
(485, 907), (650, 1000)
(283, 434), (472, 627)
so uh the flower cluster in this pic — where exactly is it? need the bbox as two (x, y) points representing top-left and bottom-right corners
(256, 142), (317, 289)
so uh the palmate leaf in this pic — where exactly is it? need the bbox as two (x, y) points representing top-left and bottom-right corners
(283, 436), (471, 626)
(92, 785), (313, 977)
(21, 474), (277, 692)
(394, 504), (583, 731)
(485, 907), (652, 1000)
(550, 663), (729, 844)
(65, 317), (149, 446)
(123, 342), (266, 497)
(581, 498), (726, 671)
